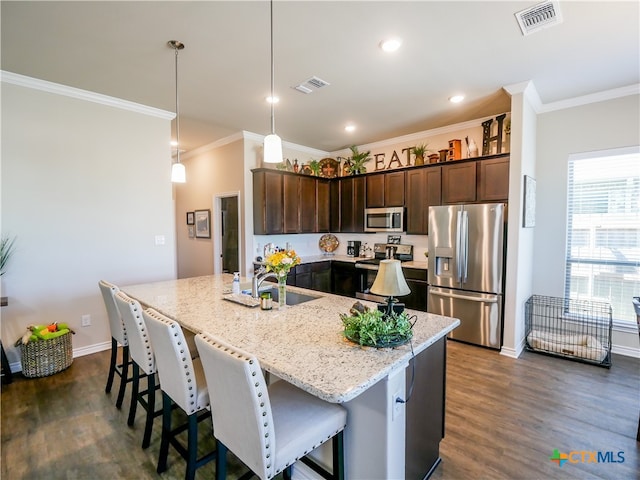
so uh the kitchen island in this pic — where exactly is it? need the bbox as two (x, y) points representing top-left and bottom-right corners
(122, 274), (459, 479)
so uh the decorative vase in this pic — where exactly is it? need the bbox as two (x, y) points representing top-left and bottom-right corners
(278, 273), (287, 308)
(415, 155), (425, 166)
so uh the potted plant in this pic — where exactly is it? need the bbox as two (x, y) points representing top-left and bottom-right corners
(1, 235), (16, 276)
(410, 143), (431, 166)
(346, 146), (371, 175)
(308, 159), (321, 176)
(340, 302), (413, 348)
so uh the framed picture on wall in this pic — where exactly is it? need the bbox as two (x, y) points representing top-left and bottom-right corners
(188, 225), (195, 238)
(195, 209), (211, 238)
(186, 211), (195, 225)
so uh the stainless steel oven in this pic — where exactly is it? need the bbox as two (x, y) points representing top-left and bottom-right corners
(355, 243), (413, 302)
(364, 207), (404, 233)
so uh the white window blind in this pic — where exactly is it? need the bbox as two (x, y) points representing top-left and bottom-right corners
(565, 149), (640, 323)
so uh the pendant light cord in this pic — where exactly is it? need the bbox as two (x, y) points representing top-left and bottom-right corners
(270, 0), (275, 135)
(174, 45), (181, 164)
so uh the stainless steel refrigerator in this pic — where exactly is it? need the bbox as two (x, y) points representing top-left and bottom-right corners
(427, 203), (505, 349)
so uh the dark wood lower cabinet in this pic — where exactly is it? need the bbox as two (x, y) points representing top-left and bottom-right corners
(331, 261), (361, 297)
(403, 268), (428, 311)
(294, 262), (331, 293)
(405, 336), (446, 480)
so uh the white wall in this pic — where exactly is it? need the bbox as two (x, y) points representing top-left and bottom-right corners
(1, 77), (177, 367)
(534, 94), (640, 355)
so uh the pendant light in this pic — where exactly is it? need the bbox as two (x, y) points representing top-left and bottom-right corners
(263, 0), (283, 163)
(169, 40), (186, 183)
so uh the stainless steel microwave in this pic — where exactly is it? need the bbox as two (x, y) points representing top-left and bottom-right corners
(364, 207), (404, 232)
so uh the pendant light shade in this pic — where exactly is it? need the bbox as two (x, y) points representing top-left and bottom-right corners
(263, 0), (283, 164)
(171, 162), (186, 183)
(169, 40), (186, 183)
(264, 133), (283, 164)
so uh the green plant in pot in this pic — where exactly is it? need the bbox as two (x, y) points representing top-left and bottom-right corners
(340, 302), (413, 348)
(308, 159), (321, 176)
(346, 146), (371, 175)
(0, 235), (16, 276)
(410, 143), (431, 166)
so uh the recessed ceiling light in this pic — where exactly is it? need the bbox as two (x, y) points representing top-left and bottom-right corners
(449, 94), (465, 103)
(379, 38), (402, 52)
(266, 96), (279, 104)
(345, 124), (356, 133)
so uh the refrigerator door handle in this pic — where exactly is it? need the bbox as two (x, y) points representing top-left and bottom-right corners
(461, 210), (469, 283)
(455, 210), (463, 282)
(429, 289), (499, 303)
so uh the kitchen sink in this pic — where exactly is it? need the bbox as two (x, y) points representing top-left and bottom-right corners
(261, 286), (320, 306)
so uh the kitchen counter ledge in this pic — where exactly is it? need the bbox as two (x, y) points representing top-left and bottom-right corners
(122, 274), (457, 403)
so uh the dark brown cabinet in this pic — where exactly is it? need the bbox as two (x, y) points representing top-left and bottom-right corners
(316, 179), (330, 232)
(366, 171), (405, 208)
(334, 176), (365, 232)
(331, 261), (362, 297)
(402, 267), (428, 312)
(405, 167), (441, 234)
(478, 156), (510, 202)
(253, 170), (283, 234)
(442, 161), (477, 204)
(283, 175), (299, 233)
(254, 155), (508, 235)
(295, 262), (331, 293)
(254, 170), (330, 234)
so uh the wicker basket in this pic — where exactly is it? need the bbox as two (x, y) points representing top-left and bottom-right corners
(21, 331), (73, 378)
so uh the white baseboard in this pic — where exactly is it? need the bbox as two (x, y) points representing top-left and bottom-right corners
(291, 461), (321, 480)
(611, 344), (640, 359)
(9, 340), (112, 373)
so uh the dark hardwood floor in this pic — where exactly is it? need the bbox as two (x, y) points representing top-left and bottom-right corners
(2, 340), (638, 479)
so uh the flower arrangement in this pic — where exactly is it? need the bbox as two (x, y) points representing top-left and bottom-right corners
(265, 249), (301, 276)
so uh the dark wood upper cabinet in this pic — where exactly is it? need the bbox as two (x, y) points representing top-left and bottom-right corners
(254, 155), (508, 235)
(366, 174), (385, 207)
(442, 161), (477, 204)
(366, 171), (405, 208)
(317, 179), (330, 232)
(406, 167), (441, 234)
(478, 156), (510, 202)
(283, 175), (300, 233)
(253, 170), (283, 234)
(385, 171), (406, 207)
(299, 176), (317, 233)
(329, 180), (341, 232)
(339, 176), (365, 232)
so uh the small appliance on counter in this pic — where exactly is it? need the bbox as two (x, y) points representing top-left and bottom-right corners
(347, 240), (361, 257)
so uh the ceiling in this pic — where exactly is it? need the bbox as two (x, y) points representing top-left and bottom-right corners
(2, 1), (638, 155)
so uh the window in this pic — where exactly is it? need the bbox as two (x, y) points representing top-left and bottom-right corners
(565, 148), (640, 324)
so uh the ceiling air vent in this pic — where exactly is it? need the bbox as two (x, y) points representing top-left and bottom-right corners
(515, 1), (563, 36)
(292, 76), (330, 94)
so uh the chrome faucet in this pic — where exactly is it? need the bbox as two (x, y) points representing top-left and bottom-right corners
(251, 267), (278, 298)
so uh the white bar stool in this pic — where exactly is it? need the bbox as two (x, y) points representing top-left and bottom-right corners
(98, 280), (132, 409)
(114, 291), (162, 449)
(195, 332), (347, 480)
(142, 308), (216, 480)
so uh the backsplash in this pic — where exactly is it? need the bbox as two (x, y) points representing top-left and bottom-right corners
(253, 233), (428, 261)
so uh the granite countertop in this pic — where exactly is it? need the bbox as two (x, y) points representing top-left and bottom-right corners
(122, 274), (457, 403)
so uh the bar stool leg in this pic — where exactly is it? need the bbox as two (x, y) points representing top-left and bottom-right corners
(215, 441), (227, 480)
(186, 413), (198, 480)
(105, 338), (117, 393)
(157, 392), (172, 474)
(115, 346), (130, 409)
(128, 363), (140, 426)
(142, 373), (156, 449)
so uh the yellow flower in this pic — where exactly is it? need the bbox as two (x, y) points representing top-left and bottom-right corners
(265, 249), (301, 275)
